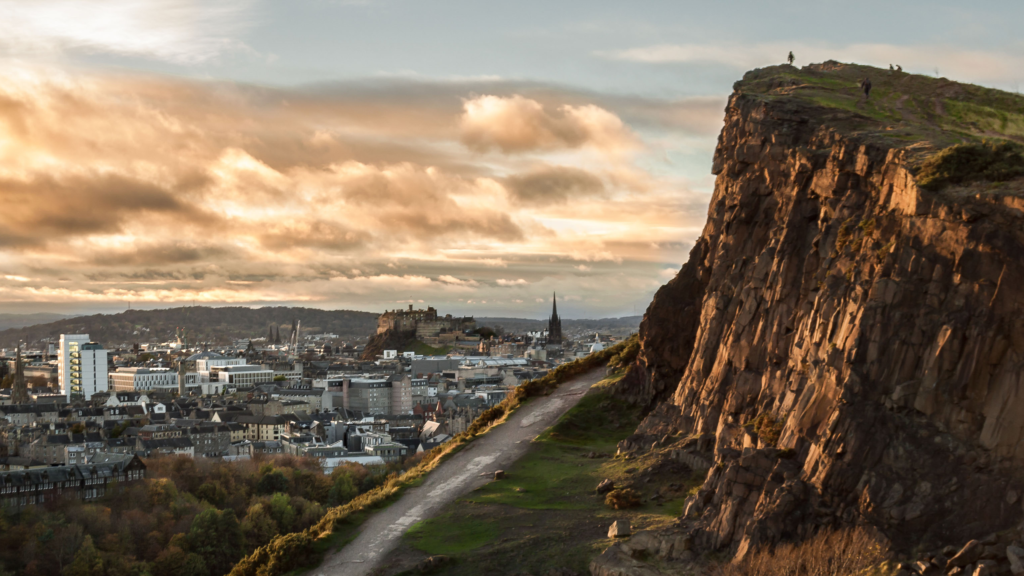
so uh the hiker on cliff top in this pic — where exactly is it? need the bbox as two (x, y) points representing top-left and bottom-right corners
(860, 77), (872, 99)
(787, 51), (795, 65)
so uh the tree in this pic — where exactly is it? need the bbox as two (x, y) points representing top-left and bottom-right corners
(186, 509), (244, 576)
(152, 547), (209, 576)
(63, 535), (103, 576)
(256, 470), (289, 495)
(241, 504), (278, 550)
(328, 473), (358, 506)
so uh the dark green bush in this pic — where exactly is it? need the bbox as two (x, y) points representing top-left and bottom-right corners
(917, 140), (1024, 190)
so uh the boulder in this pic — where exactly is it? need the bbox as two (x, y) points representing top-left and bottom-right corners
(494, 470), (505, 480)
(590, 544), (661, 576)
(949, 541), (983, 568)
(608, 520), (631, 538)
(1007, 545), (1024, 575)
(972, 561), (998, 576)
(597, 479), (615, 495)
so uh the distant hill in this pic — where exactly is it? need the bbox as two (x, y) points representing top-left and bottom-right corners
(0, 312), (73, 332)
(0, 306), (379, 348)
(477, 316), (642, 336)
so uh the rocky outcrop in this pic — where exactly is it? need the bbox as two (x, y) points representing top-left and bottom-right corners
(620, 62), (1024, 562)
(360, 328), (415, 360)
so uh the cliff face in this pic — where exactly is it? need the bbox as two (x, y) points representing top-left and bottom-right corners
(626, 63), (1024, 556)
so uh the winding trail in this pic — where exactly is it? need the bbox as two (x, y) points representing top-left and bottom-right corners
(313, 368), (608, 576)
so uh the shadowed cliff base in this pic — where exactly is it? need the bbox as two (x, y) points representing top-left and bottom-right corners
(604, 61), (1024, 574)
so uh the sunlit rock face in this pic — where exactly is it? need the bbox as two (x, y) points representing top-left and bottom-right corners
(624, 64), (1024, 556)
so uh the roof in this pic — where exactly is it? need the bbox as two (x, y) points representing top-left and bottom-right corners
(186, 351), (226, 361)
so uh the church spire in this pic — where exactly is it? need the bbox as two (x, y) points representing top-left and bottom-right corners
(12, 344), (29, 404)
(548, 292), (562, 347)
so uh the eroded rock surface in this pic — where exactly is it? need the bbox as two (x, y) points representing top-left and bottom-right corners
(614, 62), (1024, 567)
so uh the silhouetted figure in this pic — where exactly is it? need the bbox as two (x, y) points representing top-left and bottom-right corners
(889, 64), (894, 71)
(787, 51), (794, 65)
(896, 64), (903, 73)
(860, 78), (872, 99)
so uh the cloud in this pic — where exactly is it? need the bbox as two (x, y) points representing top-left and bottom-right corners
(503, 165), (606, 206)
(0, 0), (254, 63)
(459, 94), (638, 154)
(0, 69), (710, 318)
(257, 221), (368, 253)
(599, 42), (1024, 87)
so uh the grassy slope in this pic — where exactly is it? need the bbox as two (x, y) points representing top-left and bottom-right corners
(400, 371), (704, 575)
(738, 62), (1024, 165)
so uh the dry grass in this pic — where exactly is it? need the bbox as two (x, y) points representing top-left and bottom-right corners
(715, 527), (892, 576)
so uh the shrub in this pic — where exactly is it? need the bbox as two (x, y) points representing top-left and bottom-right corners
(604, 488), (641, 510)
(746, 413), (785, 447)
(713, 527), (890, 576)
(917, 140), (1024, 191)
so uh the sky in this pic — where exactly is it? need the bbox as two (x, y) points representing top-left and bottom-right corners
(0, 0), (1021, 319)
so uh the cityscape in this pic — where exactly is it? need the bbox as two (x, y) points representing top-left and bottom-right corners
(2, 2), (1024, 576)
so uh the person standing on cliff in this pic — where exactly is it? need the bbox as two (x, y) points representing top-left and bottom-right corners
(787, 51), (795, 65)
(860, 77), (872, 99)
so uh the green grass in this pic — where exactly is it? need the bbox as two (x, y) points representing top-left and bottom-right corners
(396, 371), (708, 575)
(402, 340), (453, 355)
(737, 61), (1024, 174)
(407, 513), (502, 555)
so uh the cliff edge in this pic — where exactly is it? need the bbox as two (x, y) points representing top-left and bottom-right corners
(611, 61), (1024, 566)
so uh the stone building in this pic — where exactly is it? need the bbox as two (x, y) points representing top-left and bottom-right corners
(376, 305), (475, 339)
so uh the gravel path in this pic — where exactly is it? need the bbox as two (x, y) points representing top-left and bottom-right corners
(313, 368), (608, 576)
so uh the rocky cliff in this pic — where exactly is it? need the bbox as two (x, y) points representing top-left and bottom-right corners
(614, 61), (1024, 565)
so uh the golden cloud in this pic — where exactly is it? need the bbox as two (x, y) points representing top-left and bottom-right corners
(0, 67), (714, 316)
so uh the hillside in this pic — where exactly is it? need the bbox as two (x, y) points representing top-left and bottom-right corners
(0, 306), (379, 348)
(0, 313), (73, 332)
(599, 61), (1024, 571)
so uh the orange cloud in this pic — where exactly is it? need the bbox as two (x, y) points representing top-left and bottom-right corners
(459, 94), (638, 154)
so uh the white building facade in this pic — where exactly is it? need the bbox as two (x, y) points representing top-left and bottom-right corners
(109, 367), (200, 392)
(59, 334), (108, 402)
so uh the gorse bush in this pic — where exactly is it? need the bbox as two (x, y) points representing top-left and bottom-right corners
(917, 140), (1024, 191)
(604, 488), (641, 510)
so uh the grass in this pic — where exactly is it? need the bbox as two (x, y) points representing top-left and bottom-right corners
(402, 340), (453, 356)
(406, 513), (502, 555)
(737, 61), (1024, 180)
(398, 370), (707, 575)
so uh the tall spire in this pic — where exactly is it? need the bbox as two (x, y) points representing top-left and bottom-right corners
(12, 344), (29, 404)
(548, 292), (562, 347)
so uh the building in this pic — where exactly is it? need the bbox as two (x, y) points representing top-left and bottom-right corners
(0, 454), (146, 510)
(59, 334), (108, 402)
(376, 305), (476, 339)
(547, 293), (562, 347)
(344, 378), (391, 414)
(109, 367), (200, 392)
(211, 365), (274, 387)
(189, 351), (245, 373)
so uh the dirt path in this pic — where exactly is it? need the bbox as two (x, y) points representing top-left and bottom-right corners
(312, 368), (609, 576)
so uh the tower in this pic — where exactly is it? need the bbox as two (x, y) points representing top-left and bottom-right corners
(59, 334), (108, 402)
(12, 345), (29, 404)
(177, 355), (187, 397)
(548, 292), (562, 346)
